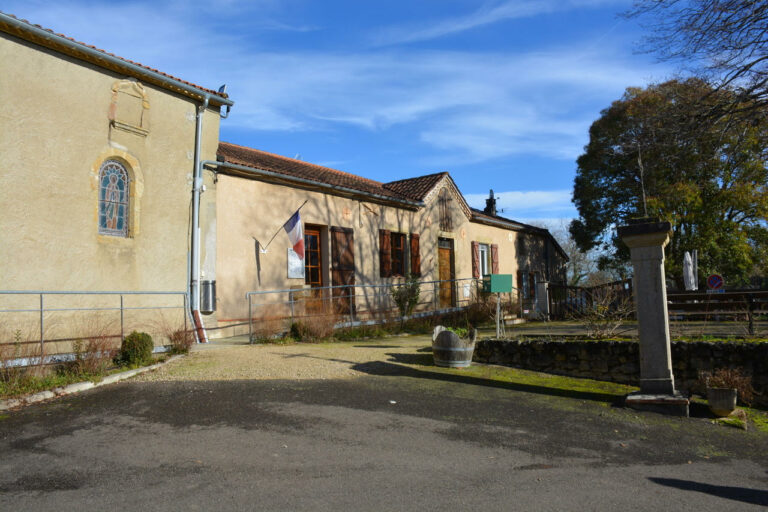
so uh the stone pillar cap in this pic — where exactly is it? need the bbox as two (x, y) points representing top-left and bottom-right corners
(617, 218), (671, 238)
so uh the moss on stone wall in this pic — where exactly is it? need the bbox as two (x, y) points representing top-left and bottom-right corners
(474, 338), (768, 404)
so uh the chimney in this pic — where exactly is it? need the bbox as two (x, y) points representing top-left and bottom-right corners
(484, 189), (497, 216)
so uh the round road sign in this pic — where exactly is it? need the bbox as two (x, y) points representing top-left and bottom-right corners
(707, 274), (724, 290)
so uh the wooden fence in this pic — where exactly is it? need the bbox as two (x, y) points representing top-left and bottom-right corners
(547, 280), (768, 334)
(667, 290), (768, 335)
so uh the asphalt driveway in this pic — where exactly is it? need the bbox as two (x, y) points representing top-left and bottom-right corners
(1, 339), (767, 511)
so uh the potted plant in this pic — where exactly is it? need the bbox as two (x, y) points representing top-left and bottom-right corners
(431, 325), (477, 368)
(698, 368), (754, 417)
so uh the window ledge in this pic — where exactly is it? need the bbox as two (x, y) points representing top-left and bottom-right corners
(97, 234), (135, 247)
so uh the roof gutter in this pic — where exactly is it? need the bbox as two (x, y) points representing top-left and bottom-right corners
(202, 160), (425, 209)
(471, 215), (569, 262)
(470, 214), (533, 233)
(0, 12), (233, 107)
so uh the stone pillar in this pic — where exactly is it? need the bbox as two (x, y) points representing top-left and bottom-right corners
(618, 219), (688, 416)
(618, 220), (675, 394)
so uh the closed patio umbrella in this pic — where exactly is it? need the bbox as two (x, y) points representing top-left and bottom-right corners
(683, 251), (697, 291)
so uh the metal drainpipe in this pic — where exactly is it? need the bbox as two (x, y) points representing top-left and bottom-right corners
(190, 95), (210, 343)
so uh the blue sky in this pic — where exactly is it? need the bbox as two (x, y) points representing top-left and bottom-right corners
(6, 0), (674, 224)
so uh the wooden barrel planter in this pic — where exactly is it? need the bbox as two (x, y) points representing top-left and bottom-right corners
(432, 326), (477, 368)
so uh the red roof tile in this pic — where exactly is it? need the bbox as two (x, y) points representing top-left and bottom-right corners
(383, 173), (448, 201)
(217, 142), (409, 201)
(0, 12), (230, 102)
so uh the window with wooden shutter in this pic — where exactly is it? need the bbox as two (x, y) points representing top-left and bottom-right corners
(491, 244), (499, 274)
(379, 229), (392, 277)
(391, 232), (406, 277)
(478, 243), (489, 275)
(471, 241), (480, 279)
(410, 233), (421, 277)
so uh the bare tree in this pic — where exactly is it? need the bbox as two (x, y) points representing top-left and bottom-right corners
(627, 1), (768, 114)
(532, 220), (621, 286)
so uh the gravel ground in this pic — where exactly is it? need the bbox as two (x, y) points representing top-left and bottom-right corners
(135, 335), (433, 382)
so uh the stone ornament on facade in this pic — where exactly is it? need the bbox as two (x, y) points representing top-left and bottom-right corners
(421, 176), (473, 221)
(108, 79), (150, 137)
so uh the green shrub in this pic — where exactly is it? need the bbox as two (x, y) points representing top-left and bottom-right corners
(391, 274), (421, 318)
(118, 331), (153, 366)
(445, 326), (469, 338)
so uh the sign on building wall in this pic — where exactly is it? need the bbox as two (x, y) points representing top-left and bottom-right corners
(287, 248), (305, 279)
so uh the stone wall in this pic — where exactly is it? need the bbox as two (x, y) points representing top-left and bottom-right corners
(474, 339), (768, 402)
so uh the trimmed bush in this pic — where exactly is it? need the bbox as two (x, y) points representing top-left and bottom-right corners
(118, 331), (153, 366)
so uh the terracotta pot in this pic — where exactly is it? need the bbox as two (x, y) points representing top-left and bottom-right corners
(707, 387), (737, 417)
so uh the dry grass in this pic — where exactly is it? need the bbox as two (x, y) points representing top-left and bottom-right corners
(152, 313), (195, 354)
(66, 337), (117, 375)
(290, 312), (337, 341)
(250, 304), (292, 341)
(698, 368), (755, 406)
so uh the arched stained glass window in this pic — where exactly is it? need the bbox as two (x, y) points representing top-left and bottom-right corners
(98, 160), (130, 236)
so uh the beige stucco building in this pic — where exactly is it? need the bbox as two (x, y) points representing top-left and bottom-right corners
(0, 13), (231, 344)
(205, 143), (567, 337)
(1, 12), (566, 346)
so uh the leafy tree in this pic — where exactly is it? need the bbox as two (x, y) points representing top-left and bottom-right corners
(570, 79), (768, 287)
(627, 0), (768, 116)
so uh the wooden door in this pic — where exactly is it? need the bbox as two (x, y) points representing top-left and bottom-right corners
(304, 227), (324, 314)
(331, 227), (355, 316)
(438, 238), (454, 307)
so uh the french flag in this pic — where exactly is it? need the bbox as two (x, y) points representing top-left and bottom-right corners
(283, 209), (304, 259)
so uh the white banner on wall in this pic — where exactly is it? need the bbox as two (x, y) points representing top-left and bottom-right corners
(287, 248), (305, 279)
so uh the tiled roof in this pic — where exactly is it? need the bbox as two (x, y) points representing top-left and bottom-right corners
(217, 142), (408, 201)
(217, 142), (566, 259)
(382, 172), (448, 201)
(0, 12), (230, 103)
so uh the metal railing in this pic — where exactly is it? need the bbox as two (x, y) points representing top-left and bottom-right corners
(244, 278), (499, 341)
(547, 279), (633, 320)
(0, 290), (189, 365)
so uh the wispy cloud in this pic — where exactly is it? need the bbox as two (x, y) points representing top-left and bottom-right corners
(465, 189), (576, 221)
(4, 0), (665, 165)
(215, 47), (663, 161)
(370, 0), (626, 46)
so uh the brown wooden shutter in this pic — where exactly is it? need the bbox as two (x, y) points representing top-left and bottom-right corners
(410, 233), (421, 277)
(491, 244), (499, 274)
(471, 241), (480, 279)
(379, 229), (392, 278)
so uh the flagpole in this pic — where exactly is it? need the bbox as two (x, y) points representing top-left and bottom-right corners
(261, 200), (309, 252)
